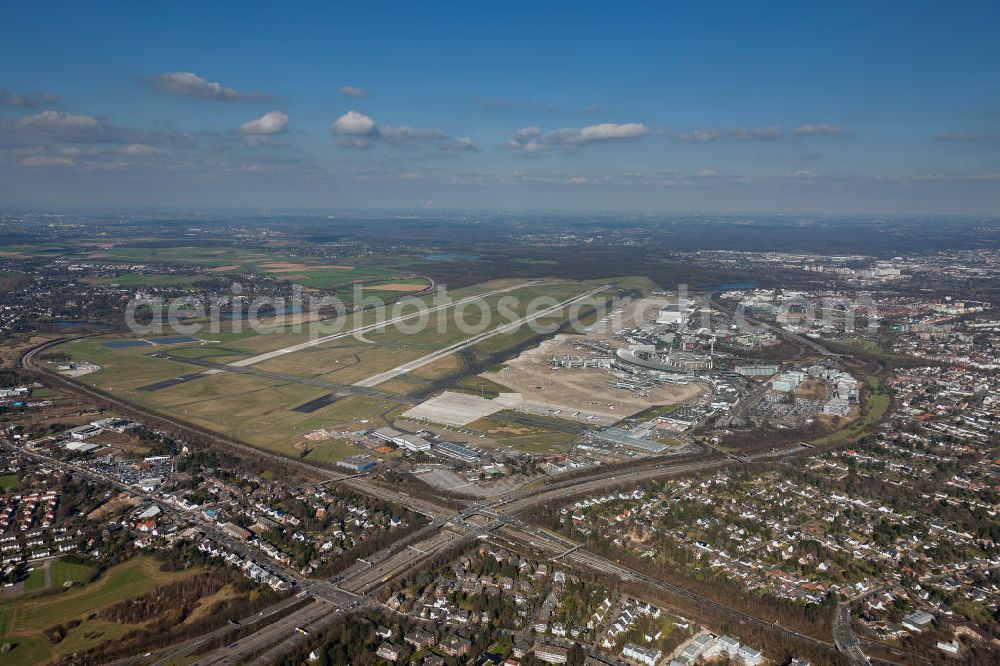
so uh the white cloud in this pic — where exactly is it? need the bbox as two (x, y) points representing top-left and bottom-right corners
(793, 124), (846, 136)
(8, 110), (125, 144)
(18, 110), (100, 131)
(20, 155), (74, 167)
(241, 111), (289, 135)
(331, 111), (476, 152)
(150, 72), (261, 100)
(120, 143), (160, 156)
(451, 137), (479, 152)
(339, 86), (368, 98)
(547, 122), (650, 145)
(507, 122), (649, 152)
(332, 111), (378, 136)
(731, 126), (781, 141)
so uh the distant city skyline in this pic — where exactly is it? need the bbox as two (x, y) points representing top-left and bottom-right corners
(1, 1), (999, 214)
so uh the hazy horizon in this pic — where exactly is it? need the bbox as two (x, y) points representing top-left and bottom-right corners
(2, 1), (999, 214)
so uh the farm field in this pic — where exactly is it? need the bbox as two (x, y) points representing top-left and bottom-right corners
(3, 238), (430, 290)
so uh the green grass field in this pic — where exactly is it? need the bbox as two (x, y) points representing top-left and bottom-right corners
(0, 556), (198, 665)
(85, 245), (403, 289)
(23, 559), (92, 593)
(4, 238), (421, 290)
(0, 474), (18, 490)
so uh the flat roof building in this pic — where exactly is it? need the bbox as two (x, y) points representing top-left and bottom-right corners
(434, 440), (481, 462)
(591, 427), (669, 454)
(337, 455), (377, 472)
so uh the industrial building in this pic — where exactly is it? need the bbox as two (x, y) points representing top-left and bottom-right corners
(66, 423), (103, 440)
(615, 346), (712, 375)
(655, 300), (694, 325)
(337, 455), (378, 472)
(823, 397), (851, 416)
(590, 427), (669, 454)
(397, 434), (431, 452)
(370, 427), (431, 452)
(771, 370), (806, 393)
(735, 364), (779, 377)
(433, 440), (481, 463)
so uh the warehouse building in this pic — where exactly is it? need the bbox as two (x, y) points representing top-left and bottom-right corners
(337, 455), (378, 472)
(371, 427), (431, 451)
(433, 440), (481, 463)
(590, 427), (669, 454)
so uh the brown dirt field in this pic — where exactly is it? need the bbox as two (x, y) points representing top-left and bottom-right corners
(87, 493), (140, 521)
(477, 422), (536, 435)
(794, 378), (828, 400)
(182, 584), (242, 625)
(482, 331), (705, 421)
(86, 430), (136, 448)
(0, 334), (60, 366)
(207, 265), (241, 272)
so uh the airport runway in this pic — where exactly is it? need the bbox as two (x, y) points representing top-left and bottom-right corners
(340, 527), (466, 594)
(148, 351), (418, 404)
(229, 281), (546, 368)
(354, 285), (609, 388)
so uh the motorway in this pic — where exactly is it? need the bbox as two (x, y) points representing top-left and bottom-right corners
(834, 601), (872, 666)
(190, 597), (338, 666)
(338, 527), (466, 594)
(138, 594), (310, 666)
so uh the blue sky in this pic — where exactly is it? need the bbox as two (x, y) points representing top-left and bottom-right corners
(1, 1), (998, 213)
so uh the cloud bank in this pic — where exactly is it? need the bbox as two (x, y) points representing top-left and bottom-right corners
(507, 122), (650, 152)
(149, 72), (264, 100)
